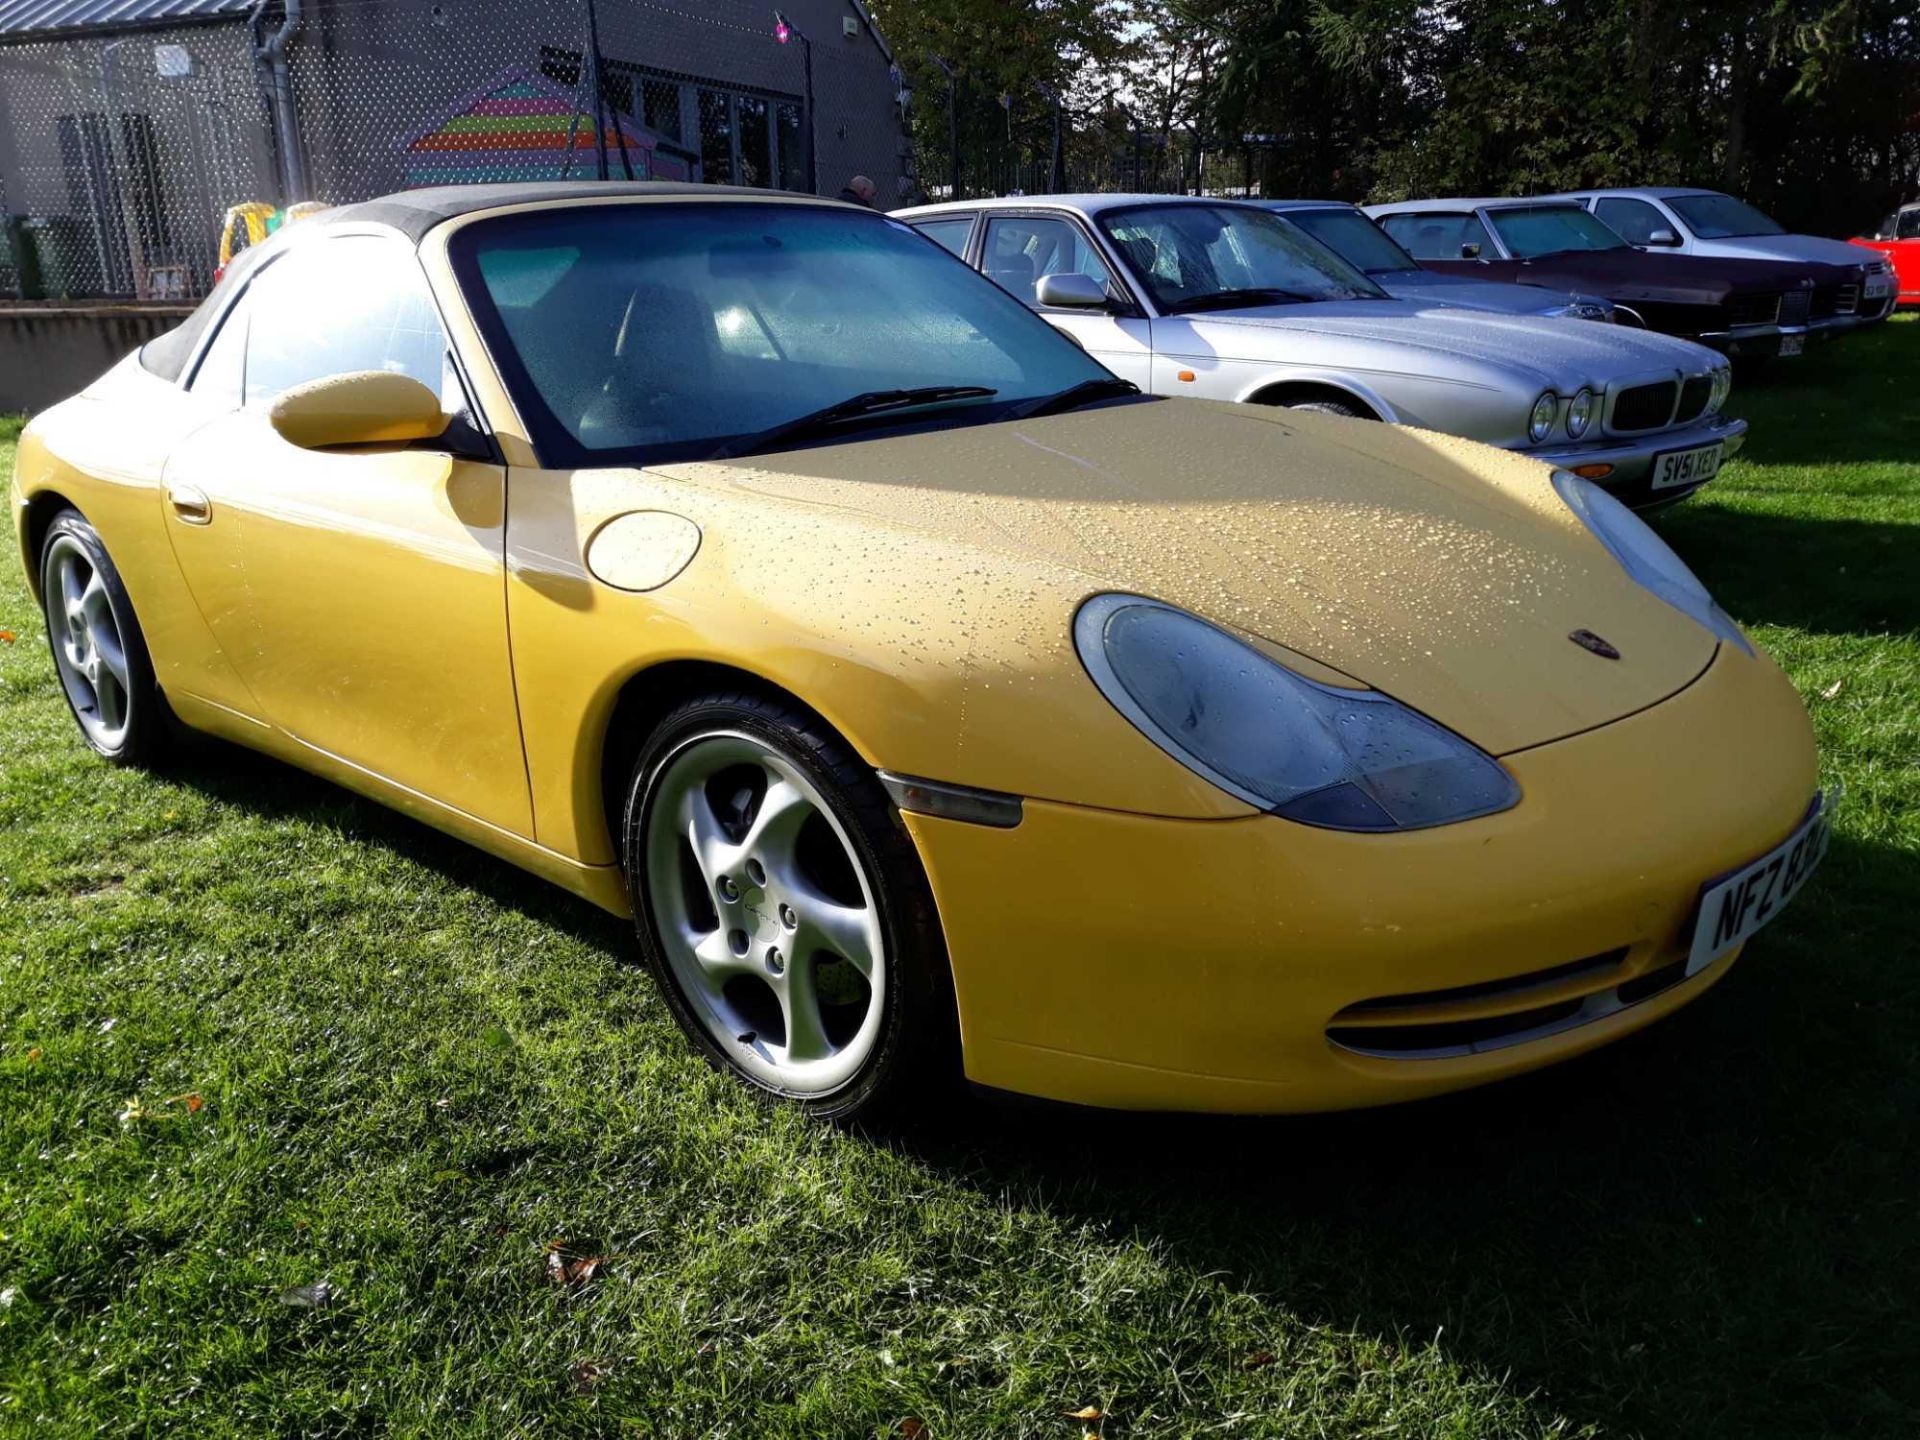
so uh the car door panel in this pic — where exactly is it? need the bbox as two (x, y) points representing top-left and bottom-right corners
(162, 413), (529, 834)
(22, 355), (261, 718)
(159, 233), (533, 836)
(1041, 311), (1154, 388)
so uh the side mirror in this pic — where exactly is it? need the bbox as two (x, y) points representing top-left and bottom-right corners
(1646, 227), (1681, 246)
(1459, 242), (1482, 259)
(269, 371), (449, 450)
(1035, 271), (1110, 309)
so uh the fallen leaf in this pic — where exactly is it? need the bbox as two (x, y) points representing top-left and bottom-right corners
(0, 629), (15, 644)
(116, 1097), (148, 1127)
(1064, 1406), (1105, 1421)
(24, 1048), (41, 1063)
(1821, 678), (1845, 700)
(570, 1358), (613, 1393)
(165, 1092), (204, 1113)
(897, 1419), (927, 1438)
(1242, 1350), (1275, 1370)
(278, 1279), (339, 1309)
(545, 1250), (604, 1287)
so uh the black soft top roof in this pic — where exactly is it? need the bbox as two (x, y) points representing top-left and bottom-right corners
(326, 180), (837, 243)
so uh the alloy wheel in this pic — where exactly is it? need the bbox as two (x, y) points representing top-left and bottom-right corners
(644, 731), (887, 1095)
(43, 533), (133, 752)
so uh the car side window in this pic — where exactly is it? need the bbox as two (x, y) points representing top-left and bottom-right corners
(241, 238), (452, 408)
(1381, 212), (1494, 261)
(1595, 197), (1669, 245)
(913, 217), (974, 259)
(189, 295), (251, 409)
(981, 216), (1112, 305)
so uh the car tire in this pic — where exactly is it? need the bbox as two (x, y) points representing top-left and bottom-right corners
(1287, 399), (1369, 419)
(621, 688), (957, 1124)
(38, 510), (169, 767)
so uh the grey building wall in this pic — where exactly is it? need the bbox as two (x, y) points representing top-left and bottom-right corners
(0, 0), (910, 303)
(290, 0), (908, 206)
(0, 303), (187, 411)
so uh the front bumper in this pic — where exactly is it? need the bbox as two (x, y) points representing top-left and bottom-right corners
(1534, 412), (1747, 510)
(906, 643), (1817, 1113)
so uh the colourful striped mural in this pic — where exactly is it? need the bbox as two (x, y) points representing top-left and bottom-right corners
(401, 69), (696, 187)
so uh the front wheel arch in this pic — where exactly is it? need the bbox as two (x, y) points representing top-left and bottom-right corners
(1242, 379), (1385, 420)
(19, 491), (81, 605)
(599, 659), (871, 875)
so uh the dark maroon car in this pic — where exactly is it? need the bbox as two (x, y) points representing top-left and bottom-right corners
(1366, 198), (1872, 359)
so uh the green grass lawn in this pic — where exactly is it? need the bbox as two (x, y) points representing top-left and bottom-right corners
(2, 320), (1915, 1438)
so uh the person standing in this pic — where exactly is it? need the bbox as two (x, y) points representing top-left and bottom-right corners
(837, 175), (877, 207)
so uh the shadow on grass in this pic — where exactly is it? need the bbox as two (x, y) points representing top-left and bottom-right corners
(156, 734), (632, 958)
(1724, 320), (1916, 469)
(898, 829), (1915, 1437)
(1658, 504), (1920, 636)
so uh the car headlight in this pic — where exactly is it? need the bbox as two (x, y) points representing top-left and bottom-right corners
(1528, 392), (1557, 444)
(1550, 470), (1754, 656)
(1074, 594), (1520, 832)
(1707, 366), (1731, 413)
(1566, 387), (1594, 438)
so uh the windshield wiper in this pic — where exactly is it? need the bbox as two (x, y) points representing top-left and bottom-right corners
(708, 385), (998, 460)
(1007, 376), (1141, 420)
(1164, 287), (1317, 314)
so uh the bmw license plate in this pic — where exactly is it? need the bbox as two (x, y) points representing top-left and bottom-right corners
(1686, 796), (1832, 975)
(1779, 332), (1806, 357)
(1651, 441), (1723, 490)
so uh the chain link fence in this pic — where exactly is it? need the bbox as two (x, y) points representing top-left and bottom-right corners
(0, 0), (912, 303)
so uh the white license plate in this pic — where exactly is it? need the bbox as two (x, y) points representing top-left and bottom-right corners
(1865, 275), (1891, 298)
(1779, 332), (1806, 357)
(1651, 440), (1723, 490)
(1687, 798), (1831, 975)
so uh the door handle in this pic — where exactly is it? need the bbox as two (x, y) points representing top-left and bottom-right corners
(167, 484), (212, 525)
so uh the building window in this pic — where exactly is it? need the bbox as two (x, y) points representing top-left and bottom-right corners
(737, 95), (770, 187)
(698, 89), (734, 185)
(541, 49), (805, 191)
(640, 77), (682, 142)
(776, 103), (804, 190)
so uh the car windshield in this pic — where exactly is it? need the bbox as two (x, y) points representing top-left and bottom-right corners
(1098, 202), (1386, 311)
(1280, 207), (1420, 275)
(450, 203), (1111, 466)
(1665, 193), (1786, 239)
(1486, 205), (1629, 258)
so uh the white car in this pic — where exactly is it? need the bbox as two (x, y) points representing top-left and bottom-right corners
(897, 194), (1744, 509)
(1551, 187), (1897, 327)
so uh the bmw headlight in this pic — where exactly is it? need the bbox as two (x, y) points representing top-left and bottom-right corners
(1566, 387), (1594, 438)
(1528, 392), (1557, 444)
(1550, 470), (1754, 656)
(1707, 365), (1731, 414)
(1074, 595), (1520, 832)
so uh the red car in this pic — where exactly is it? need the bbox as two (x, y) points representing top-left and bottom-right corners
(1854, 203), (1920, 310)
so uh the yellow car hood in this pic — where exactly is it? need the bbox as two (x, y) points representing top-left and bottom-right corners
(667, 399), (1717, 756)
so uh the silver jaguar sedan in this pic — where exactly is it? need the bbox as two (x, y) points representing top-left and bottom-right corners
(898, 194), (1747, 509)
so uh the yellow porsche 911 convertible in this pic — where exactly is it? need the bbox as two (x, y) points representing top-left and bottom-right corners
(12, 183), (1828, 1119)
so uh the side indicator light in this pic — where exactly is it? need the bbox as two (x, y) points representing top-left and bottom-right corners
(1177, 370), (1196, 382)
(1572, 463), (1614, 479)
